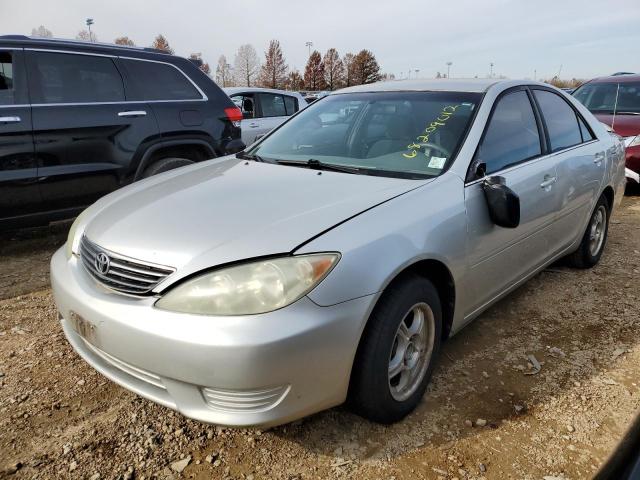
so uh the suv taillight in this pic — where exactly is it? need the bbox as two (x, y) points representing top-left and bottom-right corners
(224, 107), (243, 123)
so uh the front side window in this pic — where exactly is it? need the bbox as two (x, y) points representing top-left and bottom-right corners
(573, 81), (640, 114)
(283, 95), (297, 116)
(258, 93), (287, 117)
(251, 91), (480, 179)
(0, 51), (14, 105)
(121, 59), (201, 101)
(29, 51), (124, 104)
(533, 90), (582, 151)
(477, 90), (541, 174)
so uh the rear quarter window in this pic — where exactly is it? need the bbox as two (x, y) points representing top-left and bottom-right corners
(121, 58), (202, 101)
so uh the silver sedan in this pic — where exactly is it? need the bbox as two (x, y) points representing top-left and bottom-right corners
(51, 79), (626, 427)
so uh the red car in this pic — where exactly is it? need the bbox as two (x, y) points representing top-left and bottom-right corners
(573, 74), (640, 184)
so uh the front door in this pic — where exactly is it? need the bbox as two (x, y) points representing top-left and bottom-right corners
(0, 48), (40, 223)
(463, 88), (562, 317)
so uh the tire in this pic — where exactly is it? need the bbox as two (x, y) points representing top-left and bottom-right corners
(141, 157), (194, 179)
(566, 195), (610, 269)
(349, 274), (442, 424)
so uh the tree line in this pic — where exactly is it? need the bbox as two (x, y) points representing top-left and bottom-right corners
(30, 26), (385, 91)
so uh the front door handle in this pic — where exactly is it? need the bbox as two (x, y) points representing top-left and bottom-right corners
(248, 123), (260, 128)
(540, 175), (557, 189)
(0, 116), (21, 124)
(594, 152), (605, 165)
(118, 110), (147, 117)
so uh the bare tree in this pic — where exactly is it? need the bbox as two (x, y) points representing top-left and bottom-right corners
(258, 40), (288, 89)
(287, 70), (305, 91)
(304, 50), (327, 91)
(76, 30), (97, 42)
(323, 48), (345, 91)
(114, 36), (135, 46)
(343, 53), (356, 87)
(233, 44), (260, 87)
(31, 25), (53, 38)
(215, 55), (233, 87)
(151, 34), (174, 54)
(189, 53), (211, 76)
(353, 50), (381, 85)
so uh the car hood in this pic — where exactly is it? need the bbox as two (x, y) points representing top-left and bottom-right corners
(84, 157), (426, 287)
(594, 113), (640, 137)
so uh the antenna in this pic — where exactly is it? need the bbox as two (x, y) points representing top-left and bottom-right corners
(611, 82), (620, 130)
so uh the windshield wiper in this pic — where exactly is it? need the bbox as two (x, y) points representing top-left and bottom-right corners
(276, 158), (363, 174)
(235, 151), (270, 162)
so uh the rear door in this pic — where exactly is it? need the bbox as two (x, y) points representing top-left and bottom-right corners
(255, 92), (292, 140)
(27, 49), (159, 213)
(0, 48), (40, 222)
(531, 88), (604, 253)
(463, 88), (562, 316)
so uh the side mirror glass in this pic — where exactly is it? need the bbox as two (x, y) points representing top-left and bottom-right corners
(481, 176), (520, 228)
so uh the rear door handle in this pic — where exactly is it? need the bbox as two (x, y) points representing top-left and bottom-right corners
(118, 110), (147, 117)
(540, 175), (557, 189)
(0, 116), (21, 124)
(594, 152), (605, 165)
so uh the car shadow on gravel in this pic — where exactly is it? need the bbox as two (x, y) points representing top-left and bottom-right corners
(0, 221), (69, 300)
(272, 197), (640, 470)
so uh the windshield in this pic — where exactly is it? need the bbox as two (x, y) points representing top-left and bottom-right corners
(573, 81), (640, 114)
(250, 91), (481, 179)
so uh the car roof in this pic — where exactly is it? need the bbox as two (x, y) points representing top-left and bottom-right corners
(223, 87), (303, 97)
(334, 78), (503, 94)
(0, 35), (169, 57)
(587, 73), (640, 84)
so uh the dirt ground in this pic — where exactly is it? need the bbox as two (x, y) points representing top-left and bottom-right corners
(1, 192), (640, 480)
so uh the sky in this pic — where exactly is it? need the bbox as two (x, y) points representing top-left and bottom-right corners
(1, 0), (639, 81)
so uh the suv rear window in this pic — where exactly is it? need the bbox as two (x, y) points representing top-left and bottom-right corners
(28, 51), (125, 104)
(0, 51), (14, 105)
(121, 59), (201, 101)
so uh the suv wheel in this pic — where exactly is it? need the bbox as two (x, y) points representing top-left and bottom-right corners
(141, 157), (194, 179)
(349, 274), (442, 423)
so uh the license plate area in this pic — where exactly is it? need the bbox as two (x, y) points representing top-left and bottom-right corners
(69, 311), (99, 346)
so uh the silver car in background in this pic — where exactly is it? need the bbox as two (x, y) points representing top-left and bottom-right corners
(223, 87), (307, 145)
(51, 79), (626, 427)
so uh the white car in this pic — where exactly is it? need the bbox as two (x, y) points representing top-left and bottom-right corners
(223, 87), (307, 146)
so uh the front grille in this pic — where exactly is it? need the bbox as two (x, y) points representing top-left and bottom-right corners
(79, 236), (175, 295)
(202, 385), (290, 413)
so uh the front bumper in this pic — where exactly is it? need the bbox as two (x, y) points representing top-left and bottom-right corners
(51, 247), (374, 427)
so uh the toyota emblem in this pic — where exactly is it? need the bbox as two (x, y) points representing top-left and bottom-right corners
(95, 252), (110, 275)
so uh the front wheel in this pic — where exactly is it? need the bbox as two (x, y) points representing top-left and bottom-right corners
(566, 195), (610, 268)
(348, 274), (442, 424)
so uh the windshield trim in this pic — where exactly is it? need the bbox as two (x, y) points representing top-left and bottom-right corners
(247, 90), (485, 180)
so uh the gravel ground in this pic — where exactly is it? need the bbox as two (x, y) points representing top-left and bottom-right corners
(1, 192), (639, 480)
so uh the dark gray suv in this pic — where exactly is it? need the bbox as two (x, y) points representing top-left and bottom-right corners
(0, 35), (244, 229)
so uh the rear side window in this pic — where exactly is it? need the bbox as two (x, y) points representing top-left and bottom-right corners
(231, 93), (255, 119)
(121, 59), (201, 101)
(477, 90), (542, 174)
(0, 51), (14, 105)
(258, 93), (287, 117)
(533, 90), (582, 151)
(578, 115), (595, 142)
(28, 51), (124, 104)
(283, 95), (298, 115)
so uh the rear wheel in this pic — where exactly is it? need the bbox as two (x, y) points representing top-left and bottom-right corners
(566, 195), (610, 268)
(141, 157), (194, 179)
(349, 274), (442, 423)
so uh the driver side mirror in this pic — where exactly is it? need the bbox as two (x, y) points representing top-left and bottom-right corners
(481, 175), (520, 228)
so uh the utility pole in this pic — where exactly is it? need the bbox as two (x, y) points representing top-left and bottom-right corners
(446, 61), (452, 78)
(489, 62), (494, 78)
(86, 18), (94, 42)
(414, 69), (419, 79)
(305, 41), (313, 57)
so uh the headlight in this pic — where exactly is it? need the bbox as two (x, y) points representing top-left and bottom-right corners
(155, 253), (340, 315)
(624, 135), (640, 148)
(65, 208), (90, 259)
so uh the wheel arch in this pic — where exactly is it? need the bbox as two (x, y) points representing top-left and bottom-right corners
(602, 185), (614, 212)
(133, 140), (216, 181)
